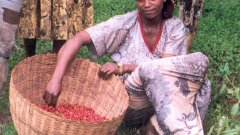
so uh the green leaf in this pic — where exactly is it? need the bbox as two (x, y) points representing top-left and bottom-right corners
(219, 63), (231, 76)
(227, 88), (234, 94)
(233, 88), (240, 100)
(208, 125), (215, 135)
(222, 128), (240, 135)
(220, 84), (228, 95)
(231, 103), (239, 116)
(218, 117), (225, 129)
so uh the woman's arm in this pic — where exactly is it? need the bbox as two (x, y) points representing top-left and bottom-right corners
(161, 54), (175, 58)
(121, 55), (174, 75)
(52, 31), (92, 82)
(122, 64), (138, 74)
(98, 63), (138, 79)
(43, 30), (92, 106)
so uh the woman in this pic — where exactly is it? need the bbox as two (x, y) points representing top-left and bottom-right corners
(18, 0), (94, 56)
(43, 0), (211, 134)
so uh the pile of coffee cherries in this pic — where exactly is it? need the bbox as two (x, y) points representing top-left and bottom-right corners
(39, 104), (107, 122)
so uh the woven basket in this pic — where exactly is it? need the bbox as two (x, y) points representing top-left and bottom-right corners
(9, 54), (129, 135)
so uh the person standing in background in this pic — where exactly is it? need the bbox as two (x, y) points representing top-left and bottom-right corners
(0, 0), (22, 96)
(18, 0), (94, 57)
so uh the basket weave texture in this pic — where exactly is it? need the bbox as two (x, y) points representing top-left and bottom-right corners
(9, 54), (129, 135)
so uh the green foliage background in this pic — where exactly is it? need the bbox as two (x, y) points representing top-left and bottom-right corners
(191, 0), (240, 134)
(1, 0), (239, 134)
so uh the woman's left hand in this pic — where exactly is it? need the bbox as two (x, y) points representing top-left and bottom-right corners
(98, 62), (119, 79)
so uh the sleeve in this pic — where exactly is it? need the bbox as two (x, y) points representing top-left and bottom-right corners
(125, 61), (155, 94)
(85, 11), (138, 59)
(163, 17), (187, 55)
(125, 66), (144, 94)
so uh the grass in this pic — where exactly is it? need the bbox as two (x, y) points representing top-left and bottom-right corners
(1, 122), (17, 135)
(1, 0), (240, 134)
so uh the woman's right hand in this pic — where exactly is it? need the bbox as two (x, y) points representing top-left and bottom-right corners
(43, 78), (62, 107)
(42, 31), (93, 106)
(98, 62), (119, 79)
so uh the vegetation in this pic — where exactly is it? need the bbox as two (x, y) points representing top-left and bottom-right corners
(191, 0), (240, 134)
(0, 0), (239, 134)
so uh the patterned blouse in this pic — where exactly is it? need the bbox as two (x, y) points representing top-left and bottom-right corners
(86, 10), (186, 65)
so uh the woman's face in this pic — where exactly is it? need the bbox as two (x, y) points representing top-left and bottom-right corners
(136, 0), (164, 19)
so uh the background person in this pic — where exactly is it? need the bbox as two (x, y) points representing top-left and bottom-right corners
(0, 0), (22, 96)
(18, 0), (94, 57)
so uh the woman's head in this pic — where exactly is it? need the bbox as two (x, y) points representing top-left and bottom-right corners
(136, 0), (174, 19)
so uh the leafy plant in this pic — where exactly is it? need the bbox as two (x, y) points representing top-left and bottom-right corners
(191, 0), (240, 133)
(206, 63), (240, 135)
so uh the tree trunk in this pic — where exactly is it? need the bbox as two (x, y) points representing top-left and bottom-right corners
(172, 0), (205, 52)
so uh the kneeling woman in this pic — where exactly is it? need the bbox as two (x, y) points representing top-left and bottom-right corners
(43, 0), (211, 134)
